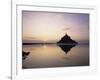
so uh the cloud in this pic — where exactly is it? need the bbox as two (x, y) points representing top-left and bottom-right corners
(62, 27), (71, 31)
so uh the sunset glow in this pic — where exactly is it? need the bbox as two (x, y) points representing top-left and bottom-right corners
(22, 11), (89, 43)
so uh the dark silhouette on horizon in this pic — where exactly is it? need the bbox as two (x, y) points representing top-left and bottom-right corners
(58, 44), (76, 54)
(22, 51), (30, 60)
(57, 34), (78, 44)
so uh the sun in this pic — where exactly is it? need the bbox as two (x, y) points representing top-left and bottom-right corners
(43, 39), (47, 43)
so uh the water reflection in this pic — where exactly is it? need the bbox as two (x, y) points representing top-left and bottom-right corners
(58, 44), (76, 54)
(22, 44), (89, 69)
(22, 51), (30, 60)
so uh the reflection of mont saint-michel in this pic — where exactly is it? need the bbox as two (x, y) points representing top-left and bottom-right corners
(58, 45), (76, 54)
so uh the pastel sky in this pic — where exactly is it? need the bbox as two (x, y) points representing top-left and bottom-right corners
(22, 11), (89, 43)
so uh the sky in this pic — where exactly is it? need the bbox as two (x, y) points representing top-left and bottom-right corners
(22, 11), (89, 43)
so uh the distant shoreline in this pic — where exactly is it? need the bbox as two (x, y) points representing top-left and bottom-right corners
(23, 43), (56, 45)
(22, 43), (89, 45)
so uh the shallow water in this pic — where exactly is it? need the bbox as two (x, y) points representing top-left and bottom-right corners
(22, 44), (89, 69)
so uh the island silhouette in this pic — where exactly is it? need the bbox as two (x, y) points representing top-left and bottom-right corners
(57, 33), (78, 44)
